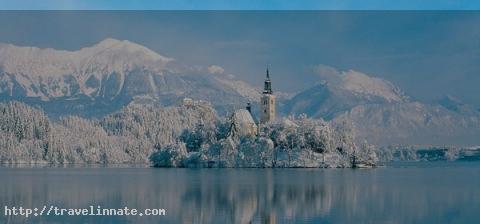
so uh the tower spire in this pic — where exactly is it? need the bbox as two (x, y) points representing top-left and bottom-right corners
(260, 67), (276, 124)
(263, 68), (272, 94)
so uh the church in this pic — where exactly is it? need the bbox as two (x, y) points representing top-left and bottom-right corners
(231, 68), (276, 137)
(260, 68), (276, 124)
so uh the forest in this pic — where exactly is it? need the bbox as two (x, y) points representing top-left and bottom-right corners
(0, 101), (378, 167)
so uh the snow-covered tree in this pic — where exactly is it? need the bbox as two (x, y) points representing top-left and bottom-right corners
(0, 101), (377, 167)
(149, 142), (188, 167)
(355, 140), (378, 166)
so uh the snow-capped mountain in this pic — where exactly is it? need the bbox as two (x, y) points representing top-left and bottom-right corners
(285, 69), (409, 119)
(1, 39), (478, 146)
(333, 102), (480, 146)
(285, 68), (480, 146)
(0, 39), (259, 116)
(0, 39), (171, 98)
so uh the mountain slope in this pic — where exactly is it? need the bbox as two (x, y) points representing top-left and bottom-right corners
(333, 102), (480, 146)
(286, 70), (408, 119)
(286, 68), (480, 146)
(0, 39), (258, 116)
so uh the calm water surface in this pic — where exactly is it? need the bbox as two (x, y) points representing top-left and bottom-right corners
(1, 162), (479, 223)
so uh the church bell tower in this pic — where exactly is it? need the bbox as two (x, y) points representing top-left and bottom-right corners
(260, 68), (276, 124)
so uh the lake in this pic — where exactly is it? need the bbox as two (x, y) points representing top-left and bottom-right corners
(1, 162), (479, 223)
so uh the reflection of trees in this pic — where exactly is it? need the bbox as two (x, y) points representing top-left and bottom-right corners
(1, 168), (480, 223)
(178, 170), (333, 223)
(0, 169), (333, 224)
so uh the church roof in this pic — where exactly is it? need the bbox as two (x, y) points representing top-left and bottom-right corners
(233, 109), (256, 125)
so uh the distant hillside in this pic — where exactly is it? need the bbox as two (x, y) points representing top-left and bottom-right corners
(285, 69), (408, 119)
(0, 39), (260, 117)
(284, 68), (480, 146)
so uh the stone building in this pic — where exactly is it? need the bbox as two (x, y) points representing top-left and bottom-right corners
(260, 68), (275, 124)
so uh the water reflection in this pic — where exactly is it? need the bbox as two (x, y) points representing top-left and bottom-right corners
(178, 170), (334, 223)
(1, 164), (480, 223)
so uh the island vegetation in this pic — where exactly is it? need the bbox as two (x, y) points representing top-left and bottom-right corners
(0, 101), (381, 167)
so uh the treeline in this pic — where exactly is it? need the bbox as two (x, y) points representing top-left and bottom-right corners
(0, 101), (216, 164)
(0, 101), (377, 167)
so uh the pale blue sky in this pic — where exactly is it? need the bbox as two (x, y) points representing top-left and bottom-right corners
(0, 0), (480, 10)
(0, 9), (479, 107)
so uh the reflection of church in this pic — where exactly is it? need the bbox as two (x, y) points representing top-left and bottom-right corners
(231, 69), (276, 137)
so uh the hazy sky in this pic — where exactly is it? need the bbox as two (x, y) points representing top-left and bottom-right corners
(1, 0), (480, 10)
(0, 11), (479, 106)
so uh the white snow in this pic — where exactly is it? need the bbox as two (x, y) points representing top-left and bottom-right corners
(339, 70), (405, 102)
(0, 38), (172, 78)
(0, 38), (174, 100)
(0, 101), (372, 168)
(232, 109), (257, 136)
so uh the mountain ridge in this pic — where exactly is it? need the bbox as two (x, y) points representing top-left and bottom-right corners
(1, 39), (479, 146)
(0, 38), (259, 116)
(285, 67), (480, 146)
